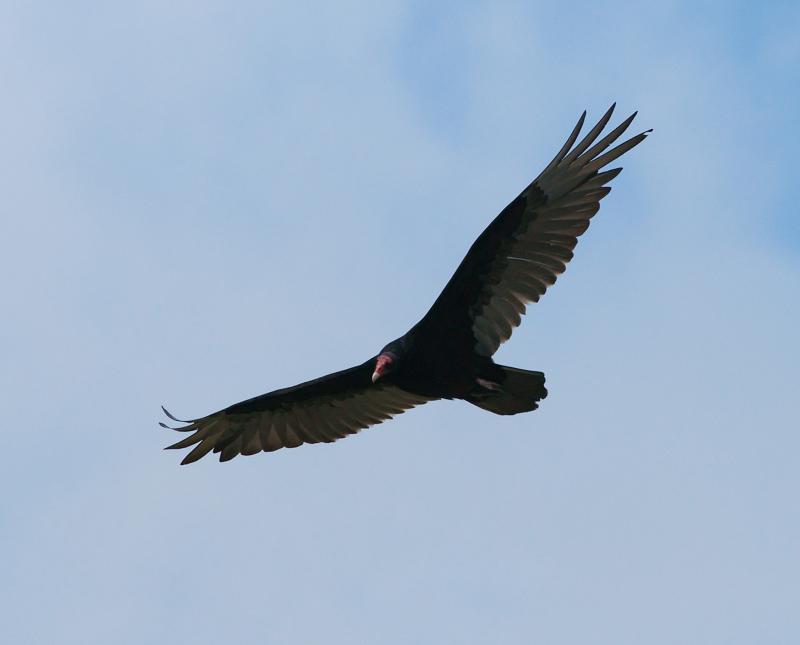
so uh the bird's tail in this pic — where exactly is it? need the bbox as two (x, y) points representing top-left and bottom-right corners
(467, 365), (547, 415)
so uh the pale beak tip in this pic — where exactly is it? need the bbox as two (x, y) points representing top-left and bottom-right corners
(371, 371), (380, 383)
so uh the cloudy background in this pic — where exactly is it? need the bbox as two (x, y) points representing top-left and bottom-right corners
(2, 1), (798, 643)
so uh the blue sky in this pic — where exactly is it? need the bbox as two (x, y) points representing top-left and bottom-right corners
(1, 1), (799, 643)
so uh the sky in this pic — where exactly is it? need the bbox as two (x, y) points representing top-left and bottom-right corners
(1, 1), (799, 643)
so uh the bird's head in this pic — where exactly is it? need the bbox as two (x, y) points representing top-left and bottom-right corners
(372, 349), (399, 383)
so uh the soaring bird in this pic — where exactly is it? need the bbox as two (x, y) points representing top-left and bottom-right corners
(162, 105), (649, 464)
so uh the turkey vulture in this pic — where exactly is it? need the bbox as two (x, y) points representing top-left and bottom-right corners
(162, 105), (649, 464)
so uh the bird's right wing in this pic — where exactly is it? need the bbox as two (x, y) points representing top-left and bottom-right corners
(418, 105), (649, 357)
(161, 360), (433, 464)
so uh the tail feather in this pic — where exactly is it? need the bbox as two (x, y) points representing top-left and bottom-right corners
(467, 364), (547, 415)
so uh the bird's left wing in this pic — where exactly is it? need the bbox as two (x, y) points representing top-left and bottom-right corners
(418, 105), (649, 357)
(162, 360), (432, 464)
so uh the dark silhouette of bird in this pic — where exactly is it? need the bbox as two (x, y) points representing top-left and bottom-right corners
(162, 105), (650, 464)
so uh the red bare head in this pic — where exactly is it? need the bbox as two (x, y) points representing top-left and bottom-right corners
(372, 353), (396, 383)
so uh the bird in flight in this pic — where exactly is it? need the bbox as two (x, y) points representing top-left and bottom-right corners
(162, 104), (649, 464)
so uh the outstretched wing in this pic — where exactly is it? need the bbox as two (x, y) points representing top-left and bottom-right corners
(162, 360), (432, 464)
(419, 105), (650, 357)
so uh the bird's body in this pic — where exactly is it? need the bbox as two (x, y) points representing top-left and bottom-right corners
(162, 105), (649, 464)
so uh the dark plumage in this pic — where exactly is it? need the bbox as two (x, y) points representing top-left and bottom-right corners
(162, 105), (650, 464)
